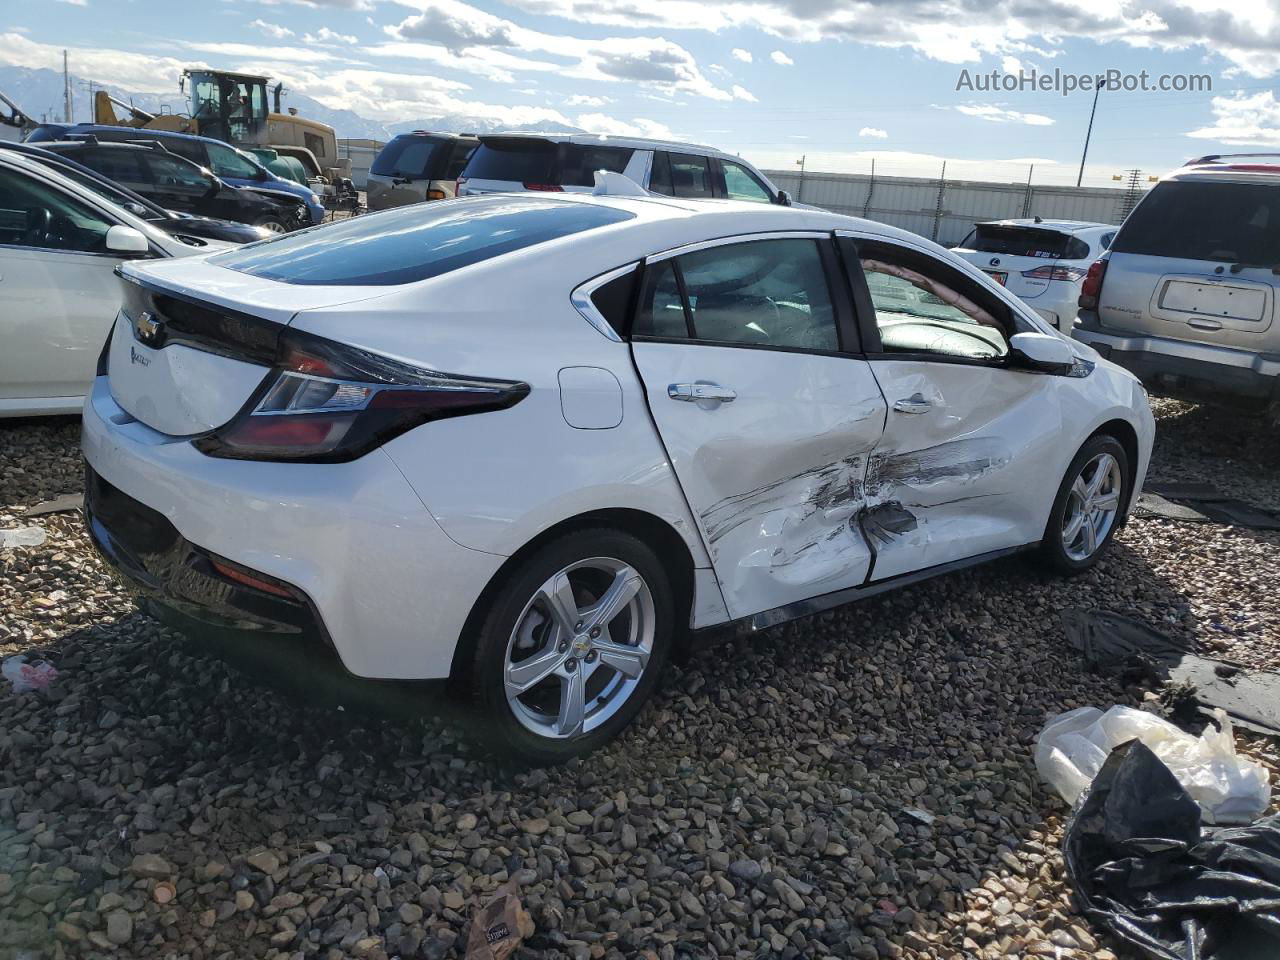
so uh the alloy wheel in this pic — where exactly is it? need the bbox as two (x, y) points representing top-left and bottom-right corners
(503, 557), (655, 740)
(1062, 452), (1123, 562)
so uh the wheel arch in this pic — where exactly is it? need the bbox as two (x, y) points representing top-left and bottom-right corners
(1088, 416), (1141, 521)
(448, 507), (698, 687)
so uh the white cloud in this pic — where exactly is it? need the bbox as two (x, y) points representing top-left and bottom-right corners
(0, 31), (193, 93)
(859, 126), (888, 139)
(55, 0), (87, 5)
(1186, 90), (1280, 146)
(566, 94), (611, 106)
(731, 84), (757, 102)
(770, 50), (793, 65)
(731, 48), (752, 63)
(181, 41), (341, 64)
(953, 103), (1055, 126)
(304, 27), (358, 44)
(250, 19), (295, 40)
(1000, 55), (1023, 74)
(498, 0), (1280, 79)
(575, 112), (677, 140)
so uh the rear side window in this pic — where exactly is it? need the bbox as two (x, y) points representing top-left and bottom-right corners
(557, 145), (633, 187)
(1112, 180), (1280, 264)
(76, 148), (146, 184)
(464, 140), (556, 183)
(211, 196), (635, 286)
(962, 225), (1072, 259)
(371, 136), (445, 179)
(463, 140), (632, 187)
(589, 268), (639, 337)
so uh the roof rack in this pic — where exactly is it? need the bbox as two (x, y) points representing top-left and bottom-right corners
(1185, 152), (1280, 165)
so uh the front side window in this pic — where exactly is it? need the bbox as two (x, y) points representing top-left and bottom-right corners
(859, 242), (1010, 361)
(636, 238), (838, 350)
(0, 168), (114, 253)
(142, 153), (214, 190)
(152, 137), (205, 165)
(667, 153), (714, 199)
(722, 161), (773, 203)
(206, 142), (261, 179)
(212, 195), (635, 286)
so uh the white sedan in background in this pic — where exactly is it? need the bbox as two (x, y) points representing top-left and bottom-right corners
(953, 219), (1115, 333)
(0, 150), (231, 417)
(83, 187), (1152, 763)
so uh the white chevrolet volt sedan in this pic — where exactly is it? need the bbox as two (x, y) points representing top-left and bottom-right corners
(82, 187), (1154, 763)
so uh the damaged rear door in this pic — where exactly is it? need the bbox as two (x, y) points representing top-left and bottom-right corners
(629, 233), (887, 620)
(844, 233), (1064, 581)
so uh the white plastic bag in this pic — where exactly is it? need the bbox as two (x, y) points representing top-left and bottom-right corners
(1035, 705), (1270, 824)
(2, 655), (58, 694)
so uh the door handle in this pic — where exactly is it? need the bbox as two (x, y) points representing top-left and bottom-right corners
(893, 393), (933, 415)
(668, 382), (737, 403)
(1187, 317), (1223, 331)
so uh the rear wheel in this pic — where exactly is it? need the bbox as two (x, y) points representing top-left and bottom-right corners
(1039, 435), (1129, 574)
(464, 529), (674, 765)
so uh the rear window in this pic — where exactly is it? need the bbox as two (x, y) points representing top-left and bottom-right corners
(464, 140), (633, 187)
(1112, 180), (1280, 264)
(370, 135), (448, 179)
(210, 195), (635, 286)
(961, 225), (1086, 259)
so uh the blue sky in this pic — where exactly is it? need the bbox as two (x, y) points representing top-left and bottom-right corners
(4, 0), (1280, 185)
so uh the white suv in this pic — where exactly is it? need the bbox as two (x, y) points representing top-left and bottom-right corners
(457, 133), (790, 206)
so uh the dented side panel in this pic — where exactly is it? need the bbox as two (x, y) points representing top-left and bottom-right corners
(863, 361), (1061, 580)
(630, 340), (887, 620)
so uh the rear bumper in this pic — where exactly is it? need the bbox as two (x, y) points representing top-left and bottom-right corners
(81, 377), (506, 679)
(1073, 313), (1280, 403)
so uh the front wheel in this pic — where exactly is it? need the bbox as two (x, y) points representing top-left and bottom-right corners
(253, 217), (288, 234)
(1039, 435), (1130, 575)
(463, 529), (674, 765)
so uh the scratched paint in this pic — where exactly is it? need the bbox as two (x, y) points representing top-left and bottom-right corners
(866, 437), (1011, 498)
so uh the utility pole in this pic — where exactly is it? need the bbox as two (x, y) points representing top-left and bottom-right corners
(63, 50), (73, 124)
(1076, 78), (1108, 187)
(795, 154), (806, 204)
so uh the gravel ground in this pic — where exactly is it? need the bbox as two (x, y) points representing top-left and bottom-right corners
(1, 402), (1277, 960)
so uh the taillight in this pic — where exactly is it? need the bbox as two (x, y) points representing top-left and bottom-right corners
(427, 188), (447, 201)
(1078, 259), (1108, 309)
(1022, 265), (1087, 282)
(193, 329), (529, 463)
(522, 183), (564, 192)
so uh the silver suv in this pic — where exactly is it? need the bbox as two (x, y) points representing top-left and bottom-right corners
(366, 132), (478, 211)
(1074, 155), (1280, 419)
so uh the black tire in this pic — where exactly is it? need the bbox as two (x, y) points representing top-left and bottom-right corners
(463, 528), (675, 766)
(1039, 434), (1130, 575)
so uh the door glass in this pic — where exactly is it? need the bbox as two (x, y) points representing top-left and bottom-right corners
(861, 247), (1009, 359)
(722, 161), (773, 203)
(668, 154), (714, 198)
(634, 261), (689, 338)
(648, 152), (673, 195)
(0, 168), (114, 252)
(206, 142), (261, 179)
(143, 153), (214, 190)
(676, 238), (838, 350)
(77, 148), (147, 185)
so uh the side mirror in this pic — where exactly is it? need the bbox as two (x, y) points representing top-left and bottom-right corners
(105, 224), (149, 255)
(776, 189), (793, 206)
(1009, 332), (1075, 373)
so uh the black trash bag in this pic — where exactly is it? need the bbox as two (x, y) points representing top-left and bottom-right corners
(1064, 740), (1280, 959)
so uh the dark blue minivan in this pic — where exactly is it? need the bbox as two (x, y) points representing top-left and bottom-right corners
(27, 124), (325, 225)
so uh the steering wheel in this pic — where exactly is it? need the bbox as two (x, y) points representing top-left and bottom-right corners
(23, 208), (52, 246)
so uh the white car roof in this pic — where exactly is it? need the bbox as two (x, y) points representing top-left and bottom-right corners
(1165, 162), (1280, 186)
(976, 218), (1112, 235)
(480, 131), (727, 156)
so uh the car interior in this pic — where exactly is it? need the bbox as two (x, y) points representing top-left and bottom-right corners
(0, 168), (111, 253)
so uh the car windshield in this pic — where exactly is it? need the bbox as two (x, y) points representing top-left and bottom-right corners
(1111, 179), (1280, 264)
(371, 136), (445, 179)
(210, 195), (635, 286)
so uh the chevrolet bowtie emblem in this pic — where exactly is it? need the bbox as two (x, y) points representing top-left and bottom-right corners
(134, 310), (163, 345)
